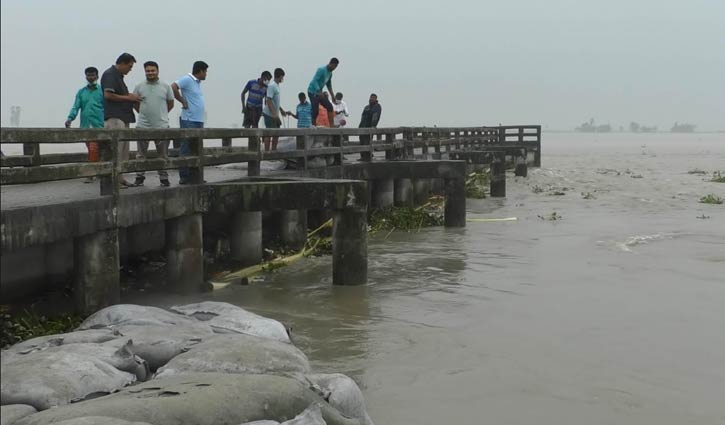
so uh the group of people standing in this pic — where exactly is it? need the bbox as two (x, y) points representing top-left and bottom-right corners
(65, 54), (382, 187)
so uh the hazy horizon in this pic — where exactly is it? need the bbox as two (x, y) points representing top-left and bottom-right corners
(2, 0), (724, 131)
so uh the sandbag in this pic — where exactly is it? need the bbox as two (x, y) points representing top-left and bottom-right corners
(78, 304), (198, 329)
(241, 404), (326, 425)
(155, 333), (310, 378)
(306, 374), (373, 425)
(51, 418), (154, 425)
(105, 324), (213, 371)
(1, 329), (122, 363)
(16, 373), (365, 425)
(0, 404), (37, 425)
(170, 302), (290, 343)
(1, 342), (145, 410)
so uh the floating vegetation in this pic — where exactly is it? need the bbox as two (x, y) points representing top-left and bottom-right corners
(465, 170), (490, 199)
(369, 196), (445, 233)
(538, 211), (563, 221)
(549, 191), (566, 196)
(688, 169), (708, 175)
(581, 192), (596, 199)
(696, 214), (711, 219)
(699, 194), (723, 205)
(710, 171), (725, 183)
(1, 307), (85, 348)
(630, 174), (644, 179)
(531, 185), (545, 194)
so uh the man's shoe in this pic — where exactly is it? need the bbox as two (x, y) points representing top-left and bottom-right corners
(133, 177), (145, 187)
(160, 179), (170, 187)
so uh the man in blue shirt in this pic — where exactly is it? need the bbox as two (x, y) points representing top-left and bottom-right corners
(172, 60), (208, 184)
(288, 92), (313, 128)
(65, 66), (104, 182)
(241, 71), (271, 128)
(307, 58), (338, 129)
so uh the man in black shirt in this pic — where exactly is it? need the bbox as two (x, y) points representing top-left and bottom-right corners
(101, 52), (141, 187)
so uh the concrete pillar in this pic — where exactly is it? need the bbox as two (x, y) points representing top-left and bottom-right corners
(394, 178), (414, 207)
(490, 153), (506, 197)
(332, 208), (367, 285)
(230, 211), (262, 266)
(444, 178), (466, 227)
(413, 178), (432, 205)
(165, 214), (203, 294)
(74, 229), (120, 315)
(280, 209), (308, 250)
(372, 179), (394, 208)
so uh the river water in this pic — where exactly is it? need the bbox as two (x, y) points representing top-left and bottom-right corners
(133, 132), (724, 425)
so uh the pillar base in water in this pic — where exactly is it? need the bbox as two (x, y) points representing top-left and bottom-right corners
(74, 229), (120, 315)
(166, 214), (204, 294)
(231, 211), (262, 267)
(279, 209), (308, 250)
(332, 208), (367, 285)
(394, 178), (414, 207)
(373, 179), (394, 209)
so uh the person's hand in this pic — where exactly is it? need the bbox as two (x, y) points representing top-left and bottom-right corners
(182, 100), (189, 109)
(64, 120), (71, 128)
(242, 105), (248, 114)
(127, 93), (142, 102)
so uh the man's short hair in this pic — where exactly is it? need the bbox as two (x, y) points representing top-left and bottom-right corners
(143, 61), (159, 69)
(274, 68), (285, 78)
(370, 93), (378, 98)
(298, 92), (306, 99)
(335, 92), (343, 100)
(261, 70), (272, 80)
(84, 66), (98, 75)
(192, 61), (209, 74)
(116, 53), (136, 65)
(329, 57), (339, 65)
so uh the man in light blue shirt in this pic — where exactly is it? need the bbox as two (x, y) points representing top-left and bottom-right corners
(307, 58), (338, 127)
(171, 61), (208, 184)
(261, 68), (288, 151)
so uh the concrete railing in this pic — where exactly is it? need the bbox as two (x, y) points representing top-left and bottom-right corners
(1, 125), (541, 191)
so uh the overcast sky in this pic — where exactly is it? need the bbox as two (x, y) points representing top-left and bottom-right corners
(1, 0), (723, 130)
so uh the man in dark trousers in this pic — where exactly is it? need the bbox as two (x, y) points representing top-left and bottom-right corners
(307, 58), (338, 127)
(359, 93), (382, 128)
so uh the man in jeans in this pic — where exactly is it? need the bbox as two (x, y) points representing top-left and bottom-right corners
(101, 53), (141, 187)
(132, 61), (174, 187)
(65, 66), (104, 183)
(307, 58), (338, 127)
(171, 61), (208, 185)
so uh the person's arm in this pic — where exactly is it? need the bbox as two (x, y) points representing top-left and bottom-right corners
(104, 90), (140, 103)
(132, 86), (140, 113)
(288, 110), (298, 119)
(65, 90), (82, 127)
(326, 79), (335, 102)
(371, 105), (381, 128)
(171, 82), (188, 109)
(240, 82), (250, 112)
(343, 101), (349, 117)
(166, 85), (174, 112)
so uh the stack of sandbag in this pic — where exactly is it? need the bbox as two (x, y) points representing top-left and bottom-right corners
(1, 302), (374, 425)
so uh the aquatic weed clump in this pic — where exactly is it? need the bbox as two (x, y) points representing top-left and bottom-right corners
(710, 171), (725, 183)
(465, 170), (490, 199)
(369, 196), (445, 233)
(699, 194), (723, 205)
(1, 307), (85, 348)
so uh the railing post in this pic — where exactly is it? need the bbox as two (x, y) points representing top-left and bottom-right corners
(27, 142), (41, 166)
(454, 130), (461, 150)
(534, 125), (542, 167)
(359, 130), (372, 162)
(189, 134), (204, 184)
(421, 130), (429, 158)
(248, 133), (261, 176)
(332, 133), (343, 166)
(99, 132), (120, 197)
(434, 130), (442, 156)
(498, 125), (505, 144)
(298, 134), (310, 170)
(222, 137), (232, 149)
(392, 132), (404, 160)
